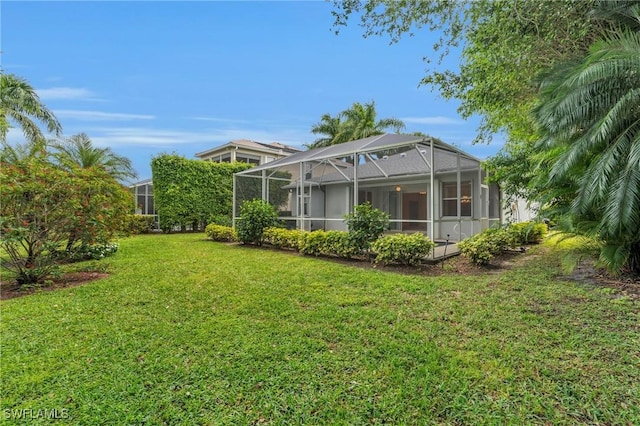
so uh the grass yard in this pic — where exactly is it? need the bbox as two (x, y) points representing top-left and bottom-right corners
(1, 233), (638, 424)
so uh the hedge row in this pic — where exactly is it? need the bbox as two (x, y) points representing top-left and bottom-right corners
(205, 223), (238, 242)
(206, 224), (436, 265)
(458, 221), (548, 265)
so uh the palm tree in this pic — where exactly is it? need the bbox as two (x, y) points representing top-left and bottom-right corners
(306, 113), (346, 149)
(340, 101), (405, 141)
(52, 133), (137, 182)
(0, 73), (62, 143)
(534, 1), (640, 273)
(306, 101), (405, 149)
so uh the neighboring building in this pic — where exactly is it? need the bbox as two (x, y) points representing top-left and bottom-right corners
(195, 139), (301, 165)
(130, 179), (160, 230)
(234, 134), (525, 242)
(130, 139), (302, 228)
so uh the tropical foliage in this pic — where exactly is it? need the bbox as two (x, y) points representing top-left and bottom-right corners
(52, 132), (138, 182)
(307, 101), (405, 148)
(531, 1), (640, 273)
(0, 73), (62, 143)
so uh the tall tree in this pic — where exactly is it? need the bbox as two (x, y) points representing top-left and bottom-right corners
(532, 1), (640, 273)
(0, 73), (62, 143)
(306, 101), (405, 149)
(308, 113), (346, 148)
(52, 133), (137, 182)
(331, 0), (606, 145)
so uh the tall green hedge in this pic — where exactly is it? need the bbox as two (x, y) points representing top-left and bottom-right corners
(151, 154), (252, 232)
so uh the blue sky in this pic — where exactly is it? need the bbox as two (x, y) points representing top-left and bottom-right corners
(3, 1), (503, 180)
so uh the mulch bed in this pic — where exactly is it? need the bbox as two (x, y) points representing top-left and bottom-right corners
(0, 272), (109, 301)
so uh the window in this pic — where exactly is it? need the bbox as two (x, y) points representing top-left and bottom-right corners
(442, 181), (472, 216)
(358, 190), (373, 205)
(236, 154), (260, 165)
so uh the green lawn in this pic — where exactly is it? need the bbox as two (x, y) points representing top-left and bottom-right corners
(1, 234), (638, 424)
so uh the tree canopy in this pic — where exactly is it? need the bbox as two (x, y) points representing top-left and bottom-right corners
(0, 73), (62, 143)
(52, 132), (138, 183)
(331, 0), (606, 145)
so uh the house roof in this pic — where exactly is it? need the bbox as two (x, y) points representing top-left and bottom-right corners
(130, 178), (153, 187)
(236, 133), (482, 176)
(195, 139), (301, 158)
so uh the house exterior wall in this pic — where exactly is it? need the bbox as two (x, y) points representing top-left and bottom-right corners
(284, 169), (504, 241)
(324, 185), (350, 231)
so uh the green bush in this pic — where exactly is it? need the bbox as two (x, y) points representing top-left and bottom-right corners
(205, 224), (238, 242)
(371, 233), (436, 266)
(508, 221), (548, 244)
(263, 227), (304, 250)
(299, 230), (356, 258)
(236, 199), (278, 245)
(458, 228), (515, 265)
(127, 215), (156, 234)
(344, 202), (390, 256)
(209, 214), (232, 228)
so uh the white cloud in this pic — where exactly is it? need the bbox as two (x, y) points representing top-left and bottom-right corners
(37, 87), (100, 101)
(401, 116), (463, 125)
(54, 110), (155, 121)
(86, 126), (309, 149)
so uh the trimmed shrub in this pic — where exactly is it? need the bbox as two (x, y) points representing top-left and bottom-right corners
(263, 227), (304, 250)
(205, 224), (238, 242)
(299, 230), (356, 258)
(344, 202), (390, 256)
(236, 199), (278, 245)
(457, 228), (514, 265)
(371, 233), (436, 266)
(127, 214), (156, 234)
(508, 221), (548, 244)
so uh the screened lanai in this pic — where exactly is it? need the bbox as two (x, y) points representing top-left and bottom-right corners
(233, 134), (502, 242)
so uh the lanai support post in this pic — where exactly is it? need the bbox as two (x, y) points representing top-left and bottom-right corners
(232, 174), (237, 228)
(353, 151), (359, 212)
(457, 150), (461, 241)
(429, 139), (435, 257)
(299, 161), (305, 231)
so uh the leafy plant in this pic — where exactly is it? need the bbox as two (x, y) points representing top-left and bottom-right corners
(236, 200), (278, 245)
(263, 227), (304, 250)
(1, 157), (131, 285)
(298, 230), (356, 258)
(458, 228), (515, 266)
(204, 224), (238, 242)
(508, 222), (548, 245)
(209, 214), (232, 228)
(371, 233), (435, 266)
(344, 202), (389, 257)
(127, 215), (157, 234)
